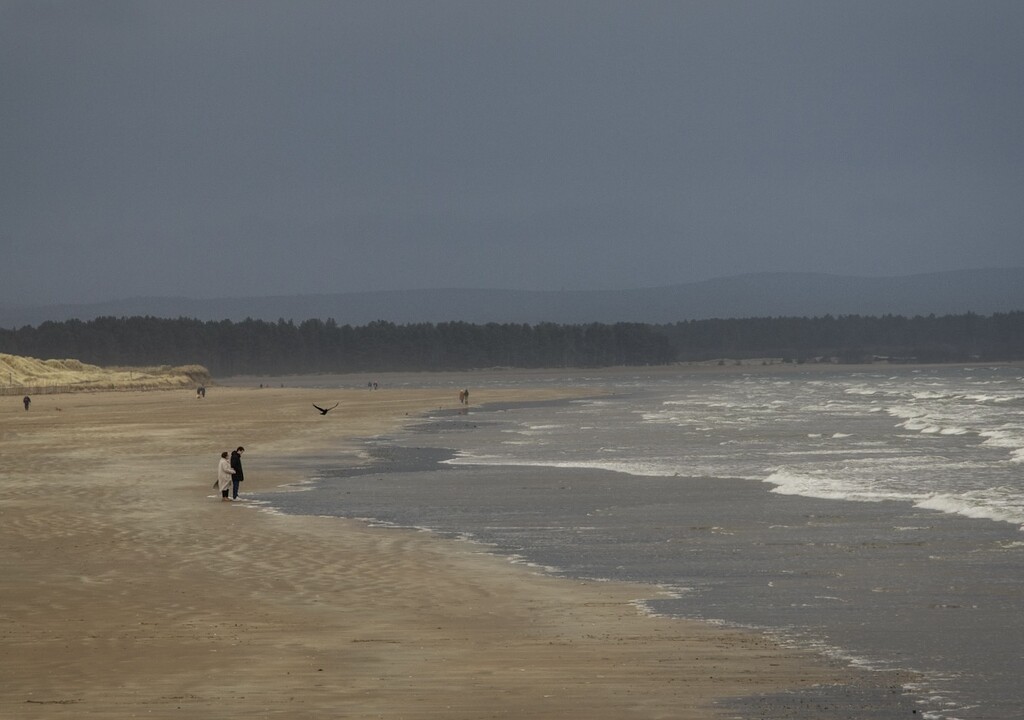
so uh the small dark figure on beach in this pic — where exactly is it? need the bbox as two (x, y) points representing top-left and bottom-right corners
(197, 386), (206, 399)
(23, 396), (31, 411)
(229, 446), (245, 500)
(313, 403), (339, 415)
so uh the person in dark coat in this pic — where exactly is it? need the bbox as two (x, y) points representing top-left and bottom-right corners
(229, 446), (245, 500)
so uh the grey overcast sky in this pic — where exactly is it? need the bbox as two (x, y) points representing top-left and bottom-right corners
(2, 1), (1022, 305)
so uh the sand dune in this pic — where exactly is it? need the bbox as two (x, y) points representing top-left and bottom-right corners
(1, 353), (209, 394)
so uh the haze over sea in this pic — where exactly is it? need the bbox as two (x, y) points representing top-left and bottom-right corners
(254, 365), (1024, 719)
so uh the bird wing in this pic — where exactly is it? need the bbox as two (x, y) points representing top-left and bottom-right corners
(313, 403), (325, 412)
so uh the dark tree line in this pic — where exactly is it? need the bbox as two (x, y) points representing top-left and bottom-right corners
(0, 317), (675, 375)
(1, 312), (1022, 376)
(662, 312), (1024, 364)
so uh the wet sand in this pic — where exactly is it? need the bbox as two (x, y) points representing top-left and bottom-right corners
(2, 384), (878, 719)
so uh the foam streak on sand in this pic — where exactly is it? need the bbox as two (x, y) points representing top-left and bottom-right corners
(1, 381), (899, 719)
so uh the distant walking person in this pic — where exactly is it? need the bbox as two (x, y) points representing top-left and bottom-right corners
(229, 446), (245, 500)
(217, 451), (235, 502)
(23, 396), (31, 411)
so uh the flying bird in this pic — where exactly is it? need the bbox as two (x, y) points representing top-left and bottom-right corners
(313, 403), (339, 415)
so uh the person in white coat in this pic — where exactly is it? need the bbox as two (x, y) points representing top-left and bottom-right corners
(217, 451), (235, 501)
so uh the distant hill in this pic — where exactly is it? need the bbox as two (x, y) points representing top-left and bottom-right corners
(3, 269), (1023, 328)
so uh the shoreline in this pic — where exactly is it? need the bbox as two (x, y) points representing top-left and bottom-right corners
(288, 437), (1008, 718)
(3, 383), (901, 718)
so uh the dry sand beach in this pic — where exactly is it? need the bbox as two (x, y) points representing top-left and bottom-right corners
(2, 366), (896, 719)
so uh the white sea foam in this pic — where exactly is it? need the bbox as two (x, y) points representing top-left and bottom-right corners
(962, 393), (1000, 403)
(979, 426), (1024, 449)
(763, 469), (920, 504)
(888, 405), (975, 437)
(764, 468), (1024, 526)
(443, 452), (693, 478)
(255, 505), (288, 516)
(915, 491), (1024, 526)
(769, 450), (904, 464)
(912, 390), (952, 400)
(845, 385), (880, 396)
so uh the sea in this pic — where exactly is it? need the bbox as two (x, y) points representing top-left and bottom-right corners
(250, 365), (1024, 719)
